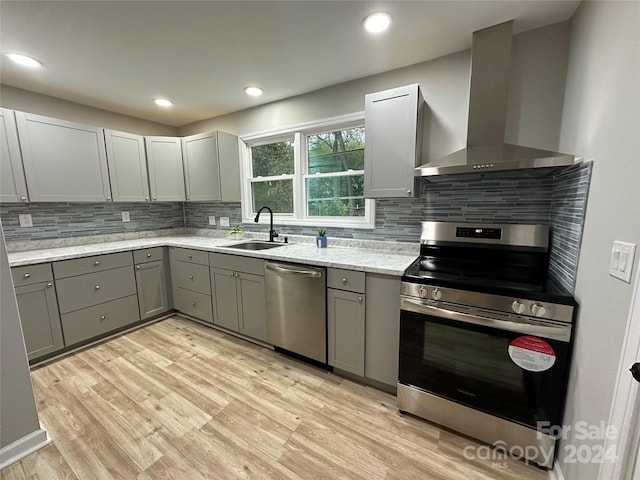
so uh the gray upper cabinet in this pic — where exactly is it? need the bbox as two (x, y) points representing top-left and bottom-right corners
(364, 84), (424, 198)
(104, 130), (150, 202)
(15, 112), (112, 202)
(0, 108), (29, 203)
(182, 131), (241, 202)
(145, 136), (185, 201)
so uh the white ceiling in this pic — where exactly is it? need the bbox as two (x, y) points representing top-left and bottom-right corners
(0, 1), (580, 127)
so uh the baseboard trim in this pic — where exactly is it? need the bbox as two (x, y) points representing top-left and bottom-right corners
(547, 460), (565, 480)
(0, 427), (51, 470)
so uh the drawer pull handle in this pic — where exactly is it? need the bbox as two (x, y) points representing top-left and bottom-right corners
(189, 275), (194, 280)
(95, 261), (100, 266)
(23, 273), (30, 278)
(100, 315), (106, 320)
(136, 265), (141, 270)
(147, 253), (152, 258)
(341, 278), (347, 285)
(47, 283), (52, 287)
(95, 285), (100, 290)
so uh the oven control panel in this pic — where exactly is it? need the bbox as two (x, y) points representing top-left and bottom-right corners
(456, 227), (502, 239)
(401, 282), (574, 324)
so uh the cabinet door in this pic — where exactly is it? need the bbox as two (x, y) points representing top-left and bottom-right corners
(16, 112), (112, 202)
(135, 260), (170, 320)
(364, 274), (401, 387)
(0, 108), (29, 203)
(15, 282), (64, 361)
(182, 131), (221, 202)
(218, 131), (241, 202)
(105, 130), (150, 202)
(364, 84), (423, 198)
(210, 267), (239, 331)
(145, 136), (185, 201)
(327, 288), (365, 376)
(237, 272), (266, 341)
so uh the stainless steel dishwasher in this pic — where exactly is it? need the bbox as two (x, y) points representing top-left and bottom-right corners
(264, 261), (326, 363)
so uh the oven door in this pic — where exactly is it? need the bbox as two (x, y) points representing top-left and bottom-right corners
(399, 296), (573, 430)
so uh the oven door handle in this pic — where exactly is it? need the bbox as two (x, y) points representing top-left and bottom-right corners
(401, 297), (571, 342)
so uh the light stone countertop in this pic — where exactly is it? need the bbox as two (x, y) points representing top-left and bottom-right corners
(7, 235), (418, 276)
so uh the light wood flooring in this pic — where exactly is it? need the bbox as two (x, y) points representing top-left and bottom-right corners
(2, 316), (546, 480)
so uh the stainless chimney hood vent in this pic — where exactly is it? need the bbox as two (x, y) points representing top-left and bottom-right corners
(416, 21), (574, 177)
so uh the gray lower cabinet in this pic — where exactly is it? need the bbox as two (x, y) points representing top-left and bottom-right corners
(169, 247), (213, 323)
(135, 260), (170, 320)
(15, 281), (64, 361)
(210, 253), (266, 342)
(364, 274), (401, 387)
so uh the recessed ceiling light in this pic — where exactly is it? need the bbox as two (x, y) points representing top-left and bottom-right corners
(6, 53), (42, 68)
(153, 98), (173, 107)
(363, 12), (392, 33)
(244, 86), (263, 97)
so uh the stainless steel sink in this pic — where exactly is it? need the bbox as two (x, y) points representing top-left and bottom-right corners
(225, 241), (284, 251)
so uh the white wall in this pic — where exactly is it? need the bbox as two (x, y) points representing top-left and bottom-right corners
(179, 22), (571, 164)
(557, 2), (640, 479)
(0, 225), (49, 467)
(0, 85), (177, 136)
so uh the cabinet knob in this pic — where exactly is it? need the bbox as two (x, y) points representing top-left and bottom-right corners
(152, 196), (157, 200)
(187, 254), (192, 259)
(191, 302), (196, 307)
(107, 196), (112, 201)
(147, 253), (152, 258)
(47, 282), (52, 287)
(189, 275), (194, 280)
(186, 196), (190, 200)
(341, 278), (347, 285)
(95, 285), (100, 290)
(21, 196), (27, 201)
(358, 296), (363, 304)
(23, 273), (30, 278)
(145, 196), (150, 201)
(406, 189), (412, 196)
(94, 261), (100, 266)
(136, 265), (141, 270)
(100, 315), (106, 320)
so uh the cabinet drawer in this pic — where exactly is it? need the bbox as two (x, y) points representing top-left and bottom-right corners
(61, 294), (140, 346)
(171, 247), (208, 265)
(133, 247), (165, 264)
(174, 288), (213, 323)
(11, 263), (53, 286)
(172, 261), (211, 294)
(328, 268), (365, 293)
(209, 253), (264, 275)
(56, 266), (137, 313)
(53, 251), (133, 279)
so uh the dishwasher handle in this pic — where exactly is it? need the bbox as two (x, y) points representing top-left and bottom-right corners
(266, 262), (324, 278)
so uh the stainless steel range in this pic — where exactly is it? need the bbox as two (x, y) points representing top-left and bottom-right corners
(398, 222), (577, 468)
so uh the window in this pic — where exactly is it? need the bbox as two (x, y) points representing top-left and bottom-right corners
(241, 113), (374, 228)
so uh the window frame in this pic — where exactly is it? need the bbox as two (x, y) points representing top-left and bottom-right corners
(240, 112), (374, 229)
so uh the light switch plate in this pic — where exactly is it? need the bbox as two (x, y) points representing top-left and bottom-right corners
(219, 216), (230, 227)
(121, 211), (130, 222)
(208, 216), (216, 226)
(609, 241), (636, 283)
(18, 214), (33, 228)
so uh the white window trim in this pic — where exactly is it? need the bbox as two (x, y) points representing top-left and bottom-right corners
(239, 112), (375, 229)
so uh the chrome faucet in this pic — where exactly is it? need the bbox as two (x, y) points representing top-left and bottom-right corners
(254, 206), (279, 242)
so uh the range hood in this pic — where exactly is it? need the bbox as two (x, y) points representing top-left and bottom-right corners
(415, 21), (574, 177)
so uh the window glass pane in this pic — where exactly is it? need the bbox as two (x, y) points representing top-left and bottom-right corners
(306, 175), (365, 217)
(307, 127), (365, 174)
(252, 180), (294, 213)
(251, 140), (294, 177)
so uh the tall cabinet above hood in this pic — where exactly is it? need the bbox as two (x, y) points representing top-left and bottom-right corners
(415, 21), (575, 177)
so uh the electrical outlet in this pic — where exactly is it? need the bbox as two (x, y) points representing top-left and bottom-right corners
(121, 211), (130, 222)
(208, 216), (216, 226)
(219, 217), (230, 227)
(18, 214), (33, 228)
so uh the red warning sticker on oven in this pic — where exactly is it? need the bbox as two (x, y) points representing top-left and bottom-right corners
(508, 336), (556, 372)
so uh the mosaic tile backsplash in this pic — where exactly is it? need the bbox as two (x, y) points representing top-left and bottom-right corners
(1, 163), (592, 292)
